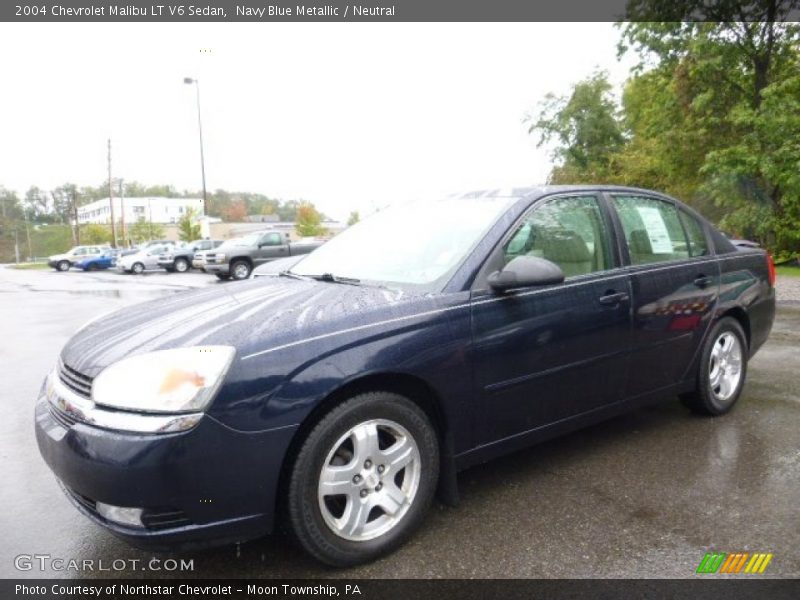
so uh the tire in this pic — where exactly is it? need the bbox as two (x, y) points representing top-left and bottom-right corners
(681, 317), (748, 416)
(174, 258), (189, 273)
(230, 260), (252, 280)
(56, 260), (70, 272)
(215, 273), (231, 281)
(287, 392), (439, 567)
(132, 262), (145, 275)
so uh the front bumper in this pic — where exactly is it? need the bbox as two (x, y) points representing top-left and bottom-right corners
(35, 389), (296, 550)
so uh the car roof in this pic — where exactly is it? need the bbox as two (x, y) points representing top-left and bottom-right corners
(452, 184), (683, 201)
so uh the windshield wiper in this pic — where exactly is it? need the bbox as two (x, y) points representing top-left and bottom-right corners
(278, 270), (311, 281)
(307, 272), (362, 286)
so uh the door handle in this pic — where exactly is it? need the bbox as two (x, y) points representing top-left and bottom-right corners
(598, 291), (630, 306)
(693, 275), (713, 288)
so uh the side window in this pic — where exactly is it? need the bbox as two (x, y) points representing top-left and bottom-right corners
(262, 233), (282, 246)
(503, 195), (612, 278)
(678, 209), (709, 257)
(611, 195), (690, 266)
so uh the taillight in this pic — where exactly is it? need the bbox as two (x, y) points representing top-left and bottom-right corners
(767, 254), (776, 287)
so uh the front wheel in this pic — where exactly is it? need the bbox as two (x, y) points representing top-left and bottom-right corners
(131, 262), (145, 275)
(230, 260), (252, 280)
(174, 258), (189, 273)
(287, 392), (439, 567)
(681, 317), (748, 416)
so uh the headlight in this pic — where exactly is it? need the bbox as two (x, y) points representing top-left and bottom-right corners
(216, 253), (226, 260)
(92, 346), (235, 413)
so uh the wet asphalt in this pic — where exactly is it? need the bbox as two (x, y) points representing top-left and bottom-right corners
(0, 265), (798, 579)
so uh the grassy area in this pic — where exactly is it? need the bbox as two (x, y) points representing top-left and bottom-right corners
(776, 265), (800, 278)
(8, 262), (49, 270)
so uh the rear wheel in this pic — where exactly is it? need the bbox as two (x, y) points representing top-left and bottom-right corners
(287, 392), (439, 567)
(174, 257), (189, 273)
(56, 260), (70, 272)
(230, 260), (252, 280)
(681, 317), (747, 416)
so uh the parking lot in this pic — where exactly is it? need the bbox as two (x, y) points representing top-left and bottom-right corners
(1, 265), (798, 578)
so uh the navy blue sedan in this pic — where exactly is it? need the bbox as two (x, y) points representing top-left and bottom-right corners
(35, 186), (775, 566)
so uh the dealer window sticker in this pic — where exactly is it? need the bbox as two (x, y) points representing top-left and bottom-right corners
(636, 206), (674, 253)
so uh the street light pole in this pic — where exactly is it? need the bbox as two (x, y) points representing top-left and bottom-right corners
(184, 77), (208, 216)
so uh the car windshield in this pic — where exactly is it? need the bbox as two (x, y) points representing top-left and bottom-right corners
(291, 196), (515, 289)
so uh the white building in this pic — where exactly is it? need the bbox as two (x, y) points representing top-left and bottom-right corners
(77, 197), (204, 225)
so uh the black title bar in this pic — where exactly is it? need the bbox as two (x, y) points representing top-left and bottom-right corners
(5, 0), (800, 22)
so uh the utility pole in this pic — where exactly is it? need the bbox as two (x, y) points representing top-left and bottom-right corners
(107, 139), (117, 247)
(184, 78), (208, 215)
(72, 186), (80, 245)
(118, 178), (126, 247)
(23, 207), (33, 260)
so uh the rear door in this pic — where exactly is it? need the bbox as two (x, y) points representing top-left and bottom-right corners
(606, 193), (719, 397)
(472, 193), (632, 444)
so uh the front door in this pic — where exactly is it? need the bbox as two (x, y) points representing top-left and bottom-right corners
(472, 194), (632, 445)
(254, 232), (288, 265)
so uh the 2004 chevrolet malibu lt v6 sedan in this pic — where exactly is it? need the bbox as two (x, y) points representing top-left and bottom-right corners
(36, 186), (775, 566)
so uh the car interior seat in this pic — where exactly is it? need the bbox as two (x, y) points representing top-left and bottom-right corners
(535, 228), (593, 278)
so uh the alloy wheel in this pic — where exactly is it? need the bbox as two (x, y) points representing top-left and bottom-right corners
(708, 331), (743, 402)
(317, 419), (421, 542)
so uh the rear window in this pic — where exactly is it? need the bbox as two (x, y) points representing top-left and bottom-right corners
(678, 209), (709, 257)
(611, 195), (690, 265)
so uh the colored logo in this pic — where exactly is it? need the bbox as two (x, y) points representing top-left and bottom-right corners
(696, 552), (773, 574)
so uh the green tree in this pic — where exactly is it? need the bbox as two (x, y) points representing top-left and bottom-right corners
(129, 218), (165, 243)
(295, 202), (325, 237)
(530, 10), (800, 254)
(526, 70), (625, 183)
(617, 4), (800, 251)
(81, 223), (112, 245)
(347, 211), (360, 226)
(178, 208), (202, 242)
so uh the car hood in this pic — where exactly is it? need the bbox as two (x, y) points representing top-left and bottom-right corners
(60, 278), (422, 378)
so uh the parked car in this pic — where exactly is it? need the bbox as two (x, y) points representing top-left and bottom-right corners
(74, 250), (117, 271)
(47, 246), (110, 271)
(116, 245), (172, 274)
(203, 231), (324, 280)
(118, 240), (180, 258)
(158, 239), (223, 273)
(35, 186), (775, 567)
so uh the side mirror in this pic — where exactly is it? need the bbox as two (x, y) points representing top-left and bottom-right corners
(487, 255), (564, 292)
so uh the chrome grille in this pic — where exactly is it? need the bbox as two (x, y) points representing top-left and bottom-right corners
(58, 360), (93, 399)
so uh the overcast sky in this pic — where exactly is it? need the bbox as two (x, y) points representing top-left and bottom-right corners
(0, 23), (633, 220)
